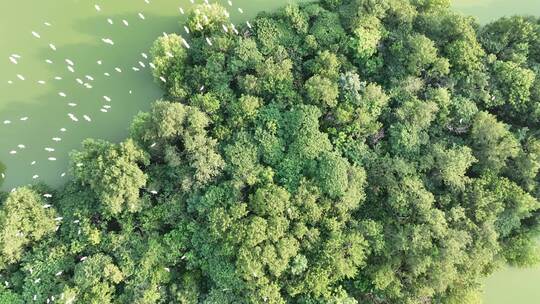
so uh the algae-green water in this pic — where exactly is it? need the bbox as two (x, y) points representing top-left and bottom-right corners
(1, 1), (539, 303)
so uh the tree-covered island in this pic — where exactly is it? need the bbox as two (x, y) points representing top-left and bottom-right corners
(1, 0), (540, 303)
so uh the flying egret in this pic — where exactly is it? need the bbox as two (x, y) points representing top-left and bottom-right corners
(20, 117), (28, 121)
(65, 59), (74, 66)
(52, 137), (61, 142)
(94, 4), (101, 11)
(138, 13), (145, 20)
(17, 74), (25, 80)
(49, 43), (57, 51)
(102, 38), (114, 45)
(122, 19), (129, 26)
(31, 31), (41, 38)
(45, 147), (55, 152)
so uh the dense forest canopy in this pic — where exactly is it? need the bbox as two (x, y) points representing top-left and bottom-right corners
(2, 0), (540, 303)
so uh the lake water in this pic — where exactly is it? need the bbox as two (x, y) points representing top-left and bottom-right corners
(1, 0), (539, 303)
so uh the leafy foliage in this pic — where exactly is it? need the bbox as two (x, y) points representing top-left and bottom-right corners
(1, 1), (540, 303)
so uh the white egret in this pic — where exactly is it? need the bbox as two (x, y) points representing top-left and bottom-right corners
(17, 74), (25, 80)
(49, 43), (57, 51)
(122, 19), (129, 26)
(31, 31), (41, 38)
(52, 137), (61, 142)
(103, 96), (111, 102)
(102, 38), (114, 45)
(20, 117), (28, 121)
(182, 38), (190, 48)
(45, 147), (55, 152)
(138, 13), (145, 20)
(83, 115), (92, 122)
(94, 4), (101, 11)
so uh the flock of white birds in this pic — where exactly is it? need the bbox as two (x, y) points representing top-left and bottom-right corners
(1, 0), (249, 194)
(2, 0), (252, 302)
